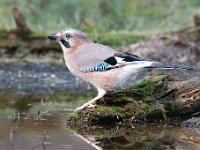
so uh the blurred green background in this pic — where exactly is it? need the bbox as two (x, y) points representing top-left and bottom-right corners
(0, 0), (200, 35)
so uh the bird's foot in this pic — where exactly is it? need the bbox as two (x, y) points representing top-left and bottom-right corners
(74, 103), (97, 112)
(74, 106), (83, 112)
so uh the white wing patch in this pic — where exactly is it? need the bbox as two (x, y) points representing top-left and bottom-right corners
(129, 61), (154, 69)
(115, 56), (126, 64)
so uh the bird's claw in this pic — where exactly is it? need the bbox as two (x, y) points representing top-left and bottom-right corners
(74, 107), (83, 112)
(74, 104), (97, 112)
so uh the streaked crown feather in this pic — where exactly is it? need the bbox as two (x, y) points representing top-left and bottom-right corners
(60, 28), (87, 38)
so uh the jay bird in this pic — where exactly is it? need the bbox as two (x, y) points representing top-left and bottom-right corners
(48, 28), (193, 112)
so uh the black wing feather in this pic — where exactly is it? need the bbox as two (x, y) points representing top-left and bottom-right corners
(114, 52), (145, 61)
(104, 57), (118, 65)
(104, 52), (145, 65)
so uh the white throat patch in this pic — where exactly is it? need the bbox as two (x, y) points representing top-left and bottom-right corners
(59, 41), (68, 52)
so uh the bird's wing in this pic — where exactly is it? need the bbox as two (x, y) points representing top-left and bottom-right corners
(75, 43), (116, 68)
(75, 43), (193, 72)
(80, 51), (149, 72)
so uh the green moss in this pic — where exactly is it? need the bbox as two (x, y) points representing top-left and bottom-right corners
(124, 75), (167, 102)
(101, 93), (133, 106)
(125, 101), (166, 122)
(68, 112), (80, 121)
(125, 101), (149, 121)
(90, 106), (125, 122)
(148, 103), (167, 121)
(0, 29), (9, 39)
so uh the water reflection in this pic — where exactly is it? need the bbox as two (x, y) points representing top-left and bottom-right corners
(72, 123), (200, 150)
(0, 91), (96, 150)
(1, 115), (96, 150)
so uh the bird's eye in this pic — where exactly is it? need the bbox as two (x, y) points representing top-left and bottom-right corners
(66, 34), (72, 39)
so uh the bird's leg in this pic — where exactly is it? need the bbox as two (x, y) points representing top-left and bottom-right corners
(74, 88), (106, 112)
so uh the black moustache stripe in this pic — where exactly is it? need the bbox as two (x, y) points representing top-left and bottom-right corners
(61, 39), (70, 48)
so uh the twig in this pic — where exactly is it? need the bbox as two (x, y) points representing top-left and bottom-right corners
(31, 128), (47, 150)
(10, 127), (14, 150)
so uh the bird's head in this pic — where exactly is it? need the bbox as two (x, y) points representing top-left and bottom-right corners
(48, 28), (89, 50)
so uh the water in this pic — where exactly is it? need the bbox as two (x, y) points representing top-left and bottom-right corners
(72, 123), (200, 150)
(0, 62), (200, 150)
(0, 91), (97, 150)
(0, 112), (95, 150)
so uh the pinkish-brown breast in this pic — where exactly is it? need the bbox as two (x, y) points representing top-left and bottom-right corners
(63, 42), (118, 90)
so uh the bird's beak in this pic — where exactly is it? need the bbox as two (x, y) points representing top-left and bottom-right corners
(48, 34), (58, 40)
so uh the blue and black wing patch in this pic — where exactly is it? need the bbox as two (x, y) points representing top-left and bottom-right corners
(80, 62), (111, 72)
(80, 52), (145, 72)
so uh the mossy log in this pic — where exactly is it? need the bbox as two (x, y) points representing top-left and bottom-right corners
(67, 75), (200, 125)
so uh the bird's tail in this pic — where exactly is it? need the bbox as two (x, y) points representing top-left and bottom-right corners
(145, 62), (194, 70)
